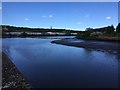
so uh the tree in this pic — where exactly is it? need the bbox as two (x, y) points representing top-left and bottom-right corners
(21, 32), (28, 37)
(105, 25), (115, 34)
(116, 23), (120, 33)
(85, 27), (93, 31)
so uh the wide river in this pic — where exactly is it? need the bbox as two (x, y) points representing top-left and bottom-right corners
(2, 36), (119, 88)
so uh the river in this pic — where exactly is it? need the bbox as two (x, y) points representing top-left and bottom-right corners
(2, 36), (119, 88)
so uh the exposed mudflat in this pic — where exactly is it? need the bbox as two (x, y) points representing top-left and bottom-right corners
(51, 38), (120, 55)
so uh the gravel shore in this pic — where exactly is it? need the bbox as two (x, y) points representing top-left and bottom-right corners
(51, 38), (120, 55)
(2, 52), (33, 89)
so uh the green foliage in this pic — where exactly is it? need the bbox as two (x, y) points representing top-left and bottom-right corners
(85, 27), (93, 31)
(20, 32), (28, 37)
(2, 25), (81, 33)
(76, 25), (116, 40)
(105, 25), (115, 34)
(76, 31), (91, 39)
(2, 25), (83, 37)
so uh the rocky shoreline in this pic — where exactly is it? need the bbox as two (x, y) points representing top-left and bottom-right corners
(2, 52), (33, 89)
(51, 38), (120, 55)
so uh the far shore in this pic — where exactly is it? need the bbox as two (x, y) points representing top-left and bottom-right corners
(51, 38), (119, 54)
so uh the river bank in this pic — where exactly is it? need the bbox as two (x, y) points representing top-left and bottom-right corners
(51, 38), (119, 55)
(2, 52), (33, 89)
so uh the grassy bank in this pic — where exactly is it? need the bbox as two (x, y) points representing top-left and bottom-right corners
(76, 24), (120, 42)
(76, 31), (120, 42)
(76, 35), (120, 42)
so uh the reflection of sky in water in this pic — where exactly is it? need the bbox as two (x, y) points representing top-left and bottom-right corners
(2, 37), (118, 88)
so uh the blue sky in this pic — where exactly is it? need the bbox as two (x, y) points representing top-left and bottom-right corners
(2, 2), (118, 31)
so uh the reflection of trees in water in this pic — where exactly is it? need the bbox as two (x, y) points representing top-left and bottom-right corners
(82, 48), (94, 59)
(83, 48), (119, 62)
(83, 48), (93, 53)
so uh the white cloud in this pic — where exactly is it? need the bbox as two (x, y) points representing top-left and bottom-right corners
(25, 18), (30, 21)
(0, 7), (2, 10)
(42, 15), (47, 18)
(106, 16), (111, 20)
(42, 15), (53, 18)
(48, 15), (53, 18)
(77, 22), (82, 25)
(85, 14), (90, 18)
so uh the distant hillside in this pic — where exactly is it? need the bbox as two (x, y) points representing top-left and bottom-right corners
(1, 25), (83, 37)
(1, 25), (82, 33)
(76, 24), (120, 41)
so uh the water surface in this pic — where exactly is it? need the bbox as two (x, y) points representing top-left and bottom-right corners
(2, 37), (118, 88)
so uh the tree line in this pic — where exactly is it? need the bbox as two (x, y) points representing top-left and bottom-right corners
(85, 23), (120, 33)
(76, 23), (120, 41)
(1, 23), (120, 38)
(1, 25), (82, 37)
(1, 25), (81, 33)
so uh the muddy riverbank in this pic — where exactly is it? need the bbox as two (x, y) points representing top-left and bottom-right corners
(51, 38), (120, 55)
(2, 52), (33, 89)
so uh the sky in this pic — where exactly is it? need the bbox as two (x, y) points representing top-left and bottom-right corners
(2, 2), (118, 31)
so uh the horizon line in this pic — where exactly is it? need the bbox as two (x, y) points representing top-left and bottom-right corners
(1, 24), (118, 31)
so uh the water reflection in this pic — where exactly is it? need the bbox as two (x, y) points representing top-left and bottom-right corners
(2, 37), (118, 88)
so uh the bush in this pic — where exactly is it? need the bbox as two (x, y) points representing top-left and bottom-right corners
(20, 32), (28, 37)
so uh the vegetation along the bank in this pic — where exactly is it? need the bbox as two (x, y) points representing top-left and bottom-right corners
(1, 23), (120, 42)
(1, 25), (82, 37)
(76, 23), (120, 41)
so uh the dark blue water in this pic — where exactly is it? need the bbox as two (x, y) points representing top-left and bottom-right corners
(2, 37), (118, 88)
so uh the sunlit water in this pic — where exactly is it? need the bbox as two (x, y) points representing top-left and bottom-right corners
(2, 36), (119, 88)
